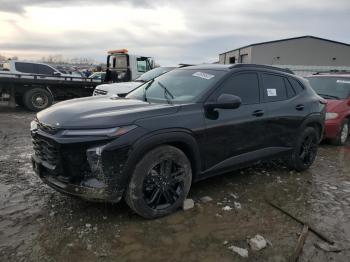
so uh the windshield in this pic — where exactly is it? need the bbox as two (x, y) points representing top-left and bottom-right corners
(307, 77), (350, 100)
(135, 67), (174, 82)
(126, 69), (226, 104)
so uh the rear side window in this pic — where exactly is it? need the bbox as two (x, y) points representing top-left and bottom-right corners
(284, 78), (296, 98)
(289, 78), (304, 94)
(36, 64), (55, 75)
(15, 62), (35, 74)
(262, 73), (287, 102)
(219, 73), (260, 104)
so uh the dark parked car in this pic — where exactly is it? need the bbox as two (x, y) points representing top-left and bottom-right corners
(31, 64), (326, 218)
(306, 73), (350, 145)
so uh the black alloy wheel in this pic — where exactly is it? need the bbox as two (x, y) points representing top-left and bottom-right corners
(298, 134), (317, 166)
(125, 145), (192, 219)
(143, 159), (186, 210)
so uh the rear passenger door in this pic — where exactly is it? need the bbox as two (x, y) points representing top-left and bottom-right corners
(203, 72), (268, 170)
(260, 72), (310, 148)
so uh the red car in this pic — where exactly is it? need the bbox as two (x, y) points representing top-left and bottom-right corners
(307, 73), (350, 145)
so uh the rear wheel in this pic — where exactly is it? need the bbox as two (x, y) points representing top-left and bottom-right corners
(331, 120), (349, 146)
(23, 88), (53, 111)
(286, 127), (319, 172)
(125, 145), (192, 219)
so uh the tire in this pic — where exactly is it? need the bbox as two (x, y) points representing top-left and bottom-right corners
(286, 127), (319, 172)
(23, 88), (53, 111)
(331, 120), (349, 146)
(125, 145), (192, 219)
(15, 96), (24, 107)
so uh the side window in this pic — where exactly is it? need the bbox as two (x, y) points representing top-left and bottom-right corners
(36, 64), (55, 75)
(137, 59), (147, 73)
(262, 73), (287, 102)
(15, 62), (35, 74)
(284, 78), (296, 98)
(289, 78), (304, 94)
(219, 73), (259, 104)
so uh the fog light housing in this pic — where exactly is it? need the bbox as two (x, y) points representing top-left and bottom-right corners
(86, 145), (106, 183)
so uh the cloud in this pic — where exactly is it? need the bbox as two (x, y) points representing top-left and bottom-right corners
(0, 0), (349, 65)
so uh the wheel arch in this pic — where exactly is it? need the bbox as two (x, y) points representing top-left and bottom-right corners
(300, 113), (325, 142)
(124, 129), (202, 184)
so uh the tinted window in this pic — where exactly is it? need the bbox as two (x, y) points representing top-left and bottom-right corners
(36, 64), (55, 75)
(284, 78), (296, 98)
(15, 62), (35, 74)
(262, 74), (287, 102)
(219, 73), (259, 104)
(289, 78), (304, 94)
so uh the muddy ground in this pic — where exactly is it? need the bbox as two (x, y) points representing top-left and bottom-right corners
(1, 106), (350, 262)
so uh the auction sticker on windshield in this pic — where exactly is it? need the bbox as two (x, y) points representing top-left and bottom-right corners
(192, 72), (215, 80)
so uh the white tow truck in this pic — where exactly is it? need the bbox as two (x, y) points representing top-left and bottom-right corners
(104, 49), (155, 83)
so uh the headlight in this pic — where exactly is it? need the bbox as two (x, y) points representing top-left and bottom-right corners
(325, 112), (339, 120)
(30, 120), (38, 131)
(62, 125), (137, 137)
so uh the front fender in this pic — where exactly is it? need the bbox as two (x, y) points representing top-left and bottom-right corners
(124, 129), (202, 183)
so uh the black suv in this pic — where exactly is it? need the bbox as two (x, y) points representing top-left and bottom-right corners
(31, 64), (325, 218)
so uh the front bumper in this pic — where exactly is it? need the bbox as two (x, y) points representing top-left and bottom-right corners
(31, 132), (130, 202)
(32, 155), (123, 202)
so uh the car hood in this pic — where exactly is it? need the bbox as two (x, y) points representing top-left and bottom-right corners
(37, 96), (179, 129)
(95, 81), (142, 95)
(325, 99), (346, 112)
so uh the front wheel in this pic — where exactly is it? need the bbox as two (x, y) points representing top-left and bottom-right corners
(331, 120), (349, 146)
(286, 127), (319, 172)
(125, 145), (192, 219)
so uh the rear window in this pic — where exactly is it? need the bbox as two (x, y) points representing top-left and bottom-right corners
(307, 77), (350, 100)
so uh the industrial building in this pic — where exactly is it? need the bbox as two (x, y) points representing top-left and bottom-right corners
(219, 36), (350, 75)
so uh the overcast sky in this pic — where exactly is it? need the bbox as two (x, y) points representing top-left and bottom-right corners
(0, 0), (349, 65)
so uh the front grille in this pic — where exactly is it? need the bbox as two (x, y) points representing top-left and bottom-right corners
(93, 89), (108, 96)
(32, 135), (60, 168)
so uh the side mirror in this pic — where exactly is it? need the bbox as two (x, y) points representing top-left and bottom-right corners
(205, 94), (242, 110)
(53, 72), (61, 76)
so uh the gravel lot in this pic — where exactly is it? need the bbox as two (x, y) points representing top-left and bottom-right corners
(1, 106), (350, 262)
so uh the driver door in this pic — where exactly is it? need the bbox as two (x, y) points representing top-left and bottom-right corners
(202, 72), (268, 172)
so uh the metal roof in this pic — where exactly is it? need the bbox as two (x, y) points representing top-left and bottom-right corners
(219, 36), (350, 55)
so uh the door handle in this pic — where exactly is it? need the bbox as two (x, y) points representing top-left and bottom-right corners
(252, 110), (264, 117)
(295, 104), (305, 111)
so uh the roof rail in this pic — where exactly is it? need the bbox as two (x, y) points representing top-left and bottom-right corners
(313, 70), (350, 75)
(178, 63), (195, 68)
(229, 64), (294, 74)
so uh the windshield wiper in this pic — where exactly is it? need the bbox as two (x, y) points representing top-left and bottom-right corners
(317, 93), (340, 100)
(143, 79), (154, 102)
(158, 81), (174, 105)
